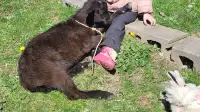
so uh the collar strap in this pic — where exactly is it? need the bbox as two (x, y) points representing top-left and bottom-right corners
(73, 19), (103, 37)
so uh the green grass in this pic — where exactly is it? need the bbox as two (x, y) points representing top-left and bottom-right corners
(153, 0), (200, 33)
(0, 0), (200, 112)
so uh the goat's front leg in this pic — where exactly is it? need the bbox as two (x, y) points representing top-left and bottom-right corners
(91, 35), (102, 48)
(82, 35), (102, 53)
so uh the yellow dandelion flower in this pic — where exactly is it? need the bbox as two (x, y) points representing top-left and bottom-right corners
(20, 46), (25, 52)
(129, 32), (135, 37)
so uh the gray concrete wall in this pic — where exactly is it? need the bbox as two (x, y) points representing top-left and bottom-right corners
(62, 0), (87, 8)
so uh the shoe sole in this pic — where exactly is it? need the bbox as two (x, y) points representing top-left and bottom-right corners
(95, 59), (114, 71)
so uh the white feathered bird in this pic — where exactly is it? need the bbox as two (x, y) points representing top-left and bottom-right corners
(164, 70), (200, 112)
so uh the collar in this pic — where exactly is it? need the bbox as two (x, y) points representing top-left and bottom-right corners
(73, 19), (103, 37)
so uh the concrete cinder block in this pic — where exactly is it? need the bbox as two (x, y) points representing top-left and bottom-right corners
(62, 0), (87, 8)
(171, 36), (200, 71)
(126, 20), (188, 59)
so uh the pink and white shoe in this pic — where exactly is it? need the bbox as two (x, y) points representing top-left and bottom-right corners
(94, 47), (116, 71)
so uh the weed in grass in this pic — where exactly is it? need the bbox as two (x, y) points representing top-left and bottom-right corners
(117, 35), (150, 74)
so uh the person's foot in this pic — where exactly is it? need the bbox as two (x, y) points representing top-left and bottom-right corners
(94, 47), (116, 71)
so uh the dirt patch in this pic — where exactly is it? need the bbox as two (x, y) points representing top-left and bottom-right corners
(0, 63), (16, 75)
(137, 93), (153, 108)
(104, 74), (121, 94)
(151, 52), (177, 70)
(192, 32), (200, 38)
(130, 68), (144, 86)
(51, 15), (59, 24)
(131, 74), (142, 85)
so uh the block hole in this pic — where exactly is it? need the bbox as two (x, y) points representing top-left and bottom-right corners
(166, 47), (172, 51)
(170, 54), (174, 61)
(64, 3), (71, 6)
(147, 40), (161, 49)
(179, 56), (194, 69)
(135, 35), (141, 40)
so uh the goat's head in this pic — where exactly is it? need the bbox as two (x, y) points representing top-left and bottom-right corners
(77, 0), (111, 27)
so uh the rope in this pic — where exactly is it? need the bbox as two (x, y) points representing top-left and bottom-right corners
(74, 19), (104, 75)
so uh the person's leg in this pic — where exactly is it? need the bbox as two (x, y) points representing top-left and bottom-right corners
(101, 11), (138, 52)
(94, 11), (138, 70)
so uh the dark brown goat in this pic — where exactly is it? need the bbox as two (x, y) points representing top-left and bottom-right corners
(18, 0), (131, 100)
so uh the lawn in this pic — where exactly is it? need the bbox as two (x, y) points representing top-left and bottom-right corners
(0, 0), (200, 112)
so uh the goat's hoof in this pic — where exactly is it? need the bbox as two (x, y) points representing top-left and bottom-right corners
(90, 90), (114, 99)
(99, 91), (114, 99)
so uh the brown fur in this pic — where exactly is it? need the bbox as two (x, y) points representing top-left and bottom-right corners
(18, 0), (131, 100)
